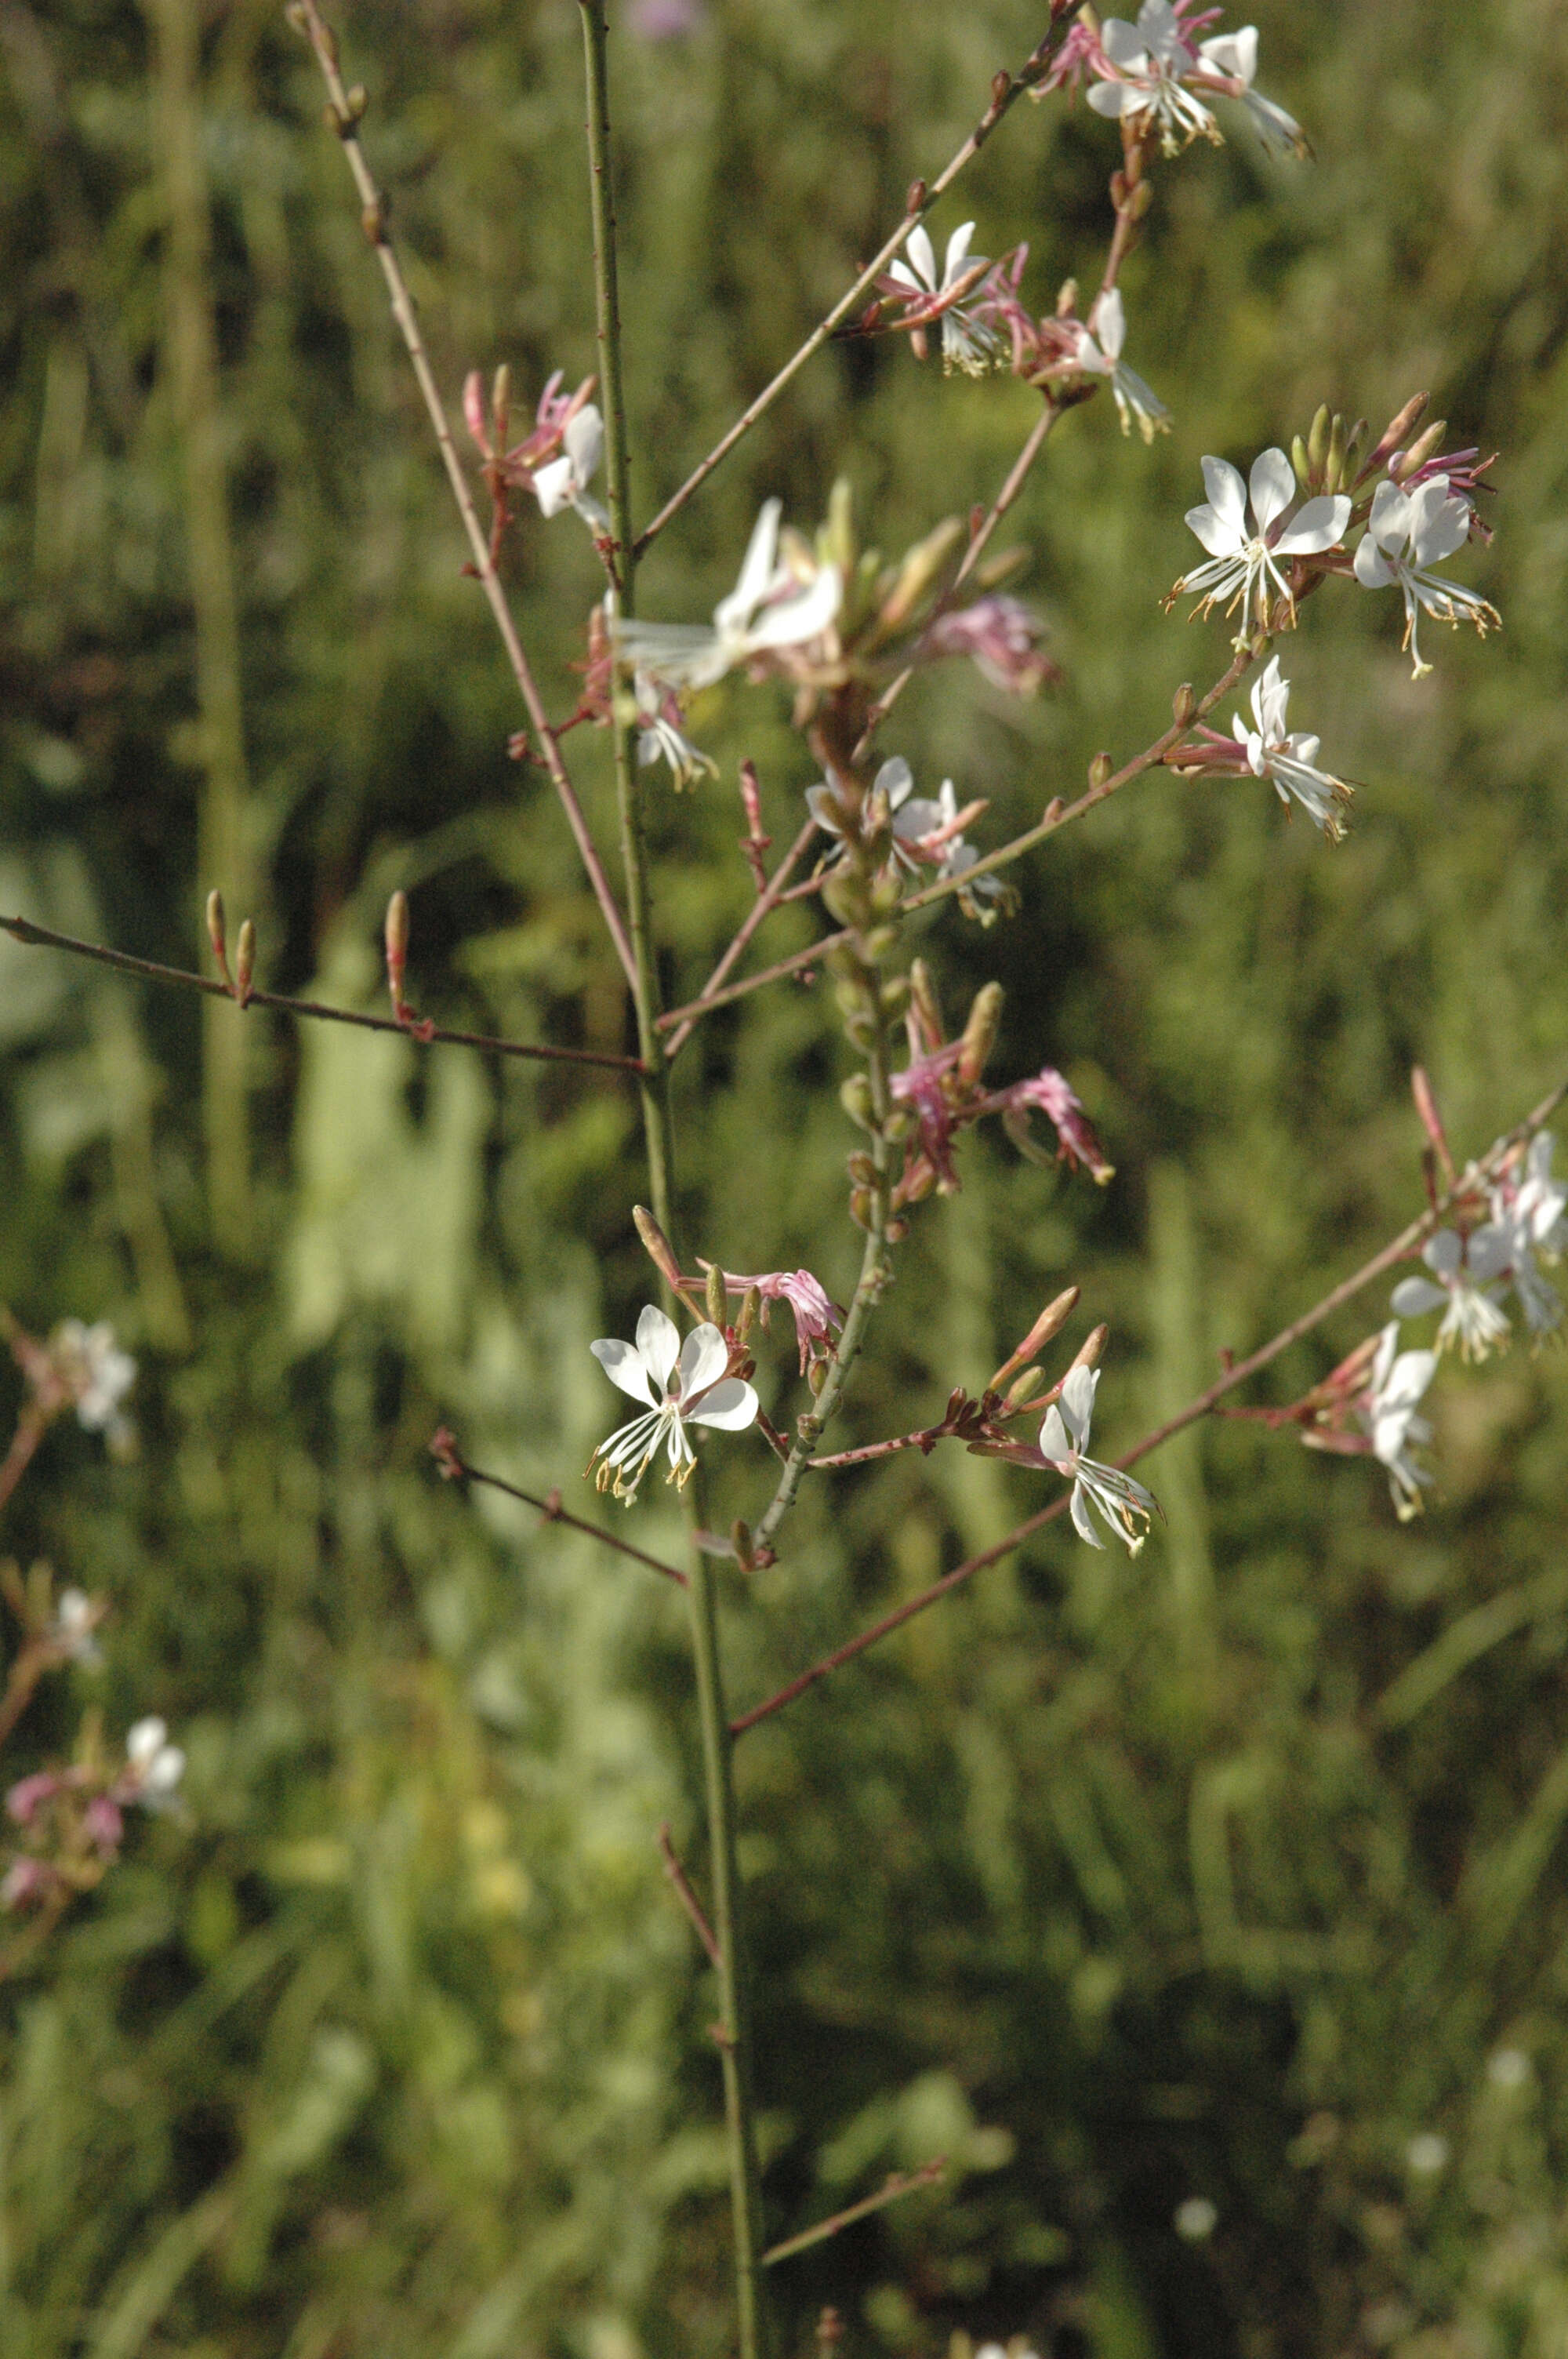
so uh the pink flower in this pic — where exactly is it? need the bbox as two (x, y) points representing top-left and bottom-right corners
(714, 1268), (844, 1373)
(986, 1067), (1116, 1184)
(920, 596), (1060, 696)
(890, 1039), (967, 1195)
(462, 368), (597, 494)
(5, 1770), (64, 1826)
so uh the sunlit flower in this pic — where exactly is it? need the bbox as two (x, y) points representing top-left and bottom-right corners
(1174, 450), (1349, 645)
(992, 1066), (1116, 1183)
(1196, 25), (1310, 154)
(118, 1717), (186, 1813)
(618, 501), (842, 693)
(532, 403), (611, 532)
(1352, 475), (1500, 678)
(809, 761), (1001, 911)
(1083, 3), (1307, 158)
(1038, 1365), (1160, 1553)
(1363, 1321), (1436, 1521)
(886, 221), (1006, 376)
(590, 1307), (758, 1503)
(1065, 288), (1172, 442)
(1391, 1227), (1512, 1361)
(53, 1320), (136, 1444)
(1232, 656), (1352, 840)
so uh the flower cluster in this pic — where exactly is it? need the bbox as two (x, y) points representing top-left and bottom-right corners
(808, 759), (1008, 923)
(3, 1717), (185, 1913)
(1041, 2), (1308, 159)
(1392, 1132), (1567, 1354)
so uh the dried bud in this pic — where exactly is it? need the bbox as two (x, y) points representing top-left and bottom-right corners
(1043, 796), (1065, 825)
(632, 1205), (683, 1290)
(1410, 1065), (1456, 1185)
(906, 178), (927, 215)
(706, 1263), (728, 1327)
(731, 1519), (755, 1571)
(885, 1216), (909, 1243)
(958, 981), (1005, 1088)
(234, 918), (256, 1007)
(901, 1161), (937, 1205)
(990, 67), (1012, 110)
(846, 1151), (877, 1188)
(1087, 751), (1113, 791)
(1172, 682), (1196, 727)
(360, 199), (387, 245)
(848, 1186), (875, 1231)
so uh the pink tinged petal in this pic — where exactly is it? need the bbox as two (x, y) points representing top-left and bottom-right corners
(1248, 446), (1297, 533)
(1391, 1277), (1449, 1318)
(636, 1305), (681, 1390)
(717, 501), (783, 634)
(1353, 535), (1396, 589)
(1059, 1363), (1099, 1448)
(1070, 1482), (1105, 1548)
(678, 1323), (731, 1400)
(903, 225), (938, 292)
(463, 371), (489, 453)
(744, 563), (842, 652)
(1275, 493), (1351, 554)
(887, 261), (924, 294)
(1039, 1405), (1073, 1467)
(592, 1339), (659, 1405)
(942, 222), (977, 283)
(689, 1379), (760, 1432)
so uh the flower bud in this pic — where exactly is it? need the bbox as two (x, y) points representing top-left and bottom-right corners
(1306, 402), (1330, 482)
(343, 82), (368, 121)
(1087, 751), (1113, 791)
(1043, 796), (1065, 825)
(1069, 1321), (1109, 1375)
(840, 1075), (876, 1131)
(1394, 416), (1447, 483)
(633, 1205), (683, 1289)
(988, 1283), (1080, 1391)
(234, 918), (256, 1007)
(491, 362), (511, 447)
(886, 1216), (909, 1244)
(821, 869), (869, 930)
(902, 1161), (937, 1203)
(1171, 682), (1196, 727)
(1290, 433), (1312, 491)
(834, 974), (876, 1024)
(1128, 180), (1154, 221)
(958, 981), (1004, 1088)
(706, 1263), (728, 1327)
(990, 67), (1011, 110)
(906, 178), (927, 215)
(731, 1519), (755, 1571)
(1004, 1366), (1047, 1412)
(385, 888), (410, 1011)
(1325, 411), (1347, 493)
(735, 1284), (760, 1341)
(848, 1186), (875, 1230)
(846, 1150), (877, 1188)
(908, 957), (944, 1047)
(205, 889), (229, 980)
(880, 974), (910, 1020)
(808, 1355), (830, 1395)
(1360, 391), (1428, 485)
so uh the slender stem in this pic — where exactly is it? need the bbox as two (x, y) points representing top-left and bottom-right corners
(632, 13), (1084, 557)
(658, 1822), (722, 1966)
(663, 816), (822, 1062)
(575, 13), (767, 2352)
(762, 2160), (947, 2267)
(0, 913), (644, 1077)
(289, 0), (637, 993)
(731, 1067), (1568, 1736)
(0, 1408), (47, 1525)
(430, 1433), (688, 1587)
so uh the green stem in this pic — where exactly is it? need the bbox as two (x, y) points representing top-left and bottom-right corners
(576, 9), (768, 2351)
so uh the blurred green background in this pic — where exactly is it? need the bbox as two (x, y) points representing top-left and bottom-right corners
(2, 1), (1567, 2354)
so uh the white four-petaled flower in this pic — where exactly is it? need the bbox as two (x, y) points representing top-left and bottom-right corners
(53, 1319), (136, 1442)
(1038, 1365), (1160, 1554)
(1178, 450), (1349, 646)
(122, 1717), (186, 1812)
(1363, 1322), (1437, 1521)
(590, 1307), (759, 1504)
(617, 501), (842, 693)
(1087, 4), (1308, 158)
(1065, 289), (1172, 442)
(1352, 475), (1499, 678)
(887, 221), (1005, 376)
(532, 403), (611, 532)
(1232, 656), (1352, 840)
(1391, 1227), (1512, 1361)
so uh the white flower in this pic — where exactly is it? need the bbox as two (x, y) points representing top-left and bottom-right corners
(1038, 1365), (1159, 1554)
(1177, 451), (1349, 645)
(532, 403), (611, 532)
(590, 1306), (759, 1503)
(633, 671), (718, 789)
(1363, 1322), (1437, 1521)
(1069, 288), (1171, 442)
(1391, 1227), (1512, 1361)
(1087, 4), (1307, 158)
(1352, 475), (1499, 678)
(887, 220), (1004, 376)
(54, 1319), (136, 1440)
(122, 1717), (185, 1812)
(47, 1586), (103, 1668)
(1232, 656), (1352, 840)
(808, 762), (1005, 913)
(1487, 1132), (1566, 1336)
(617, 501), (842, 692)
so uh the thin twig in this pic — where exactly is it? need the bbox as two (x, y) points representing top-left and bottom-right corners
(663, 816), (821, 1061)
(430, 1430), (688, 1587)
(0, 913), (645, 1077)
(632, 13), (1083, 557)
(286, 0), (638, 993)
(658, 1821), (722, 1967)
(730, 1067), (1568, 1734)
(762, 2160), (948, 2266)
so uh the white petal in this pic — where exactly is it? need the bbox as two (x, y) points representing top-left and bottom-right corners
(1411, 487), (1471, 568)
(689, 1378), (760, 1432)
(1467, 1224), (1513, 1282)
(1100, 20), (1148, 67)
(1200, 456), (1247, 531)
(1185, 503), (1243, 559)
(592, 1337), (659, 1405)
(942, 221), (977, 285)
(1199, 28), (1257, 83)
(127, 1717), (167, 1765)
(564, 403), (604, 482)
(1391, 1278), (1448, 1318)
(678, 1323), (731, 1400)
(875, 756), (913, 809)
(1276, 493), (1351, 555)
(1059, 1363), (1099, 1448)
(886, 261), (923, 293)
(532, 454), (576, 518)
(1091, 285), (1126, 362)
(1039, 1405), (1073, 1466)
(1353, 535), (1396, 590)
(902, 224), (938, 293)
(1365, 478), (1410, 554)
(716, 500), (783, 635)
(1248, 446), (1297, 533)
(741, 562), (841, 653)
(1070, 1481), (1105, 1548)
(1087, 80), (1145, 117)
(636, 1304), (681, 1389)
